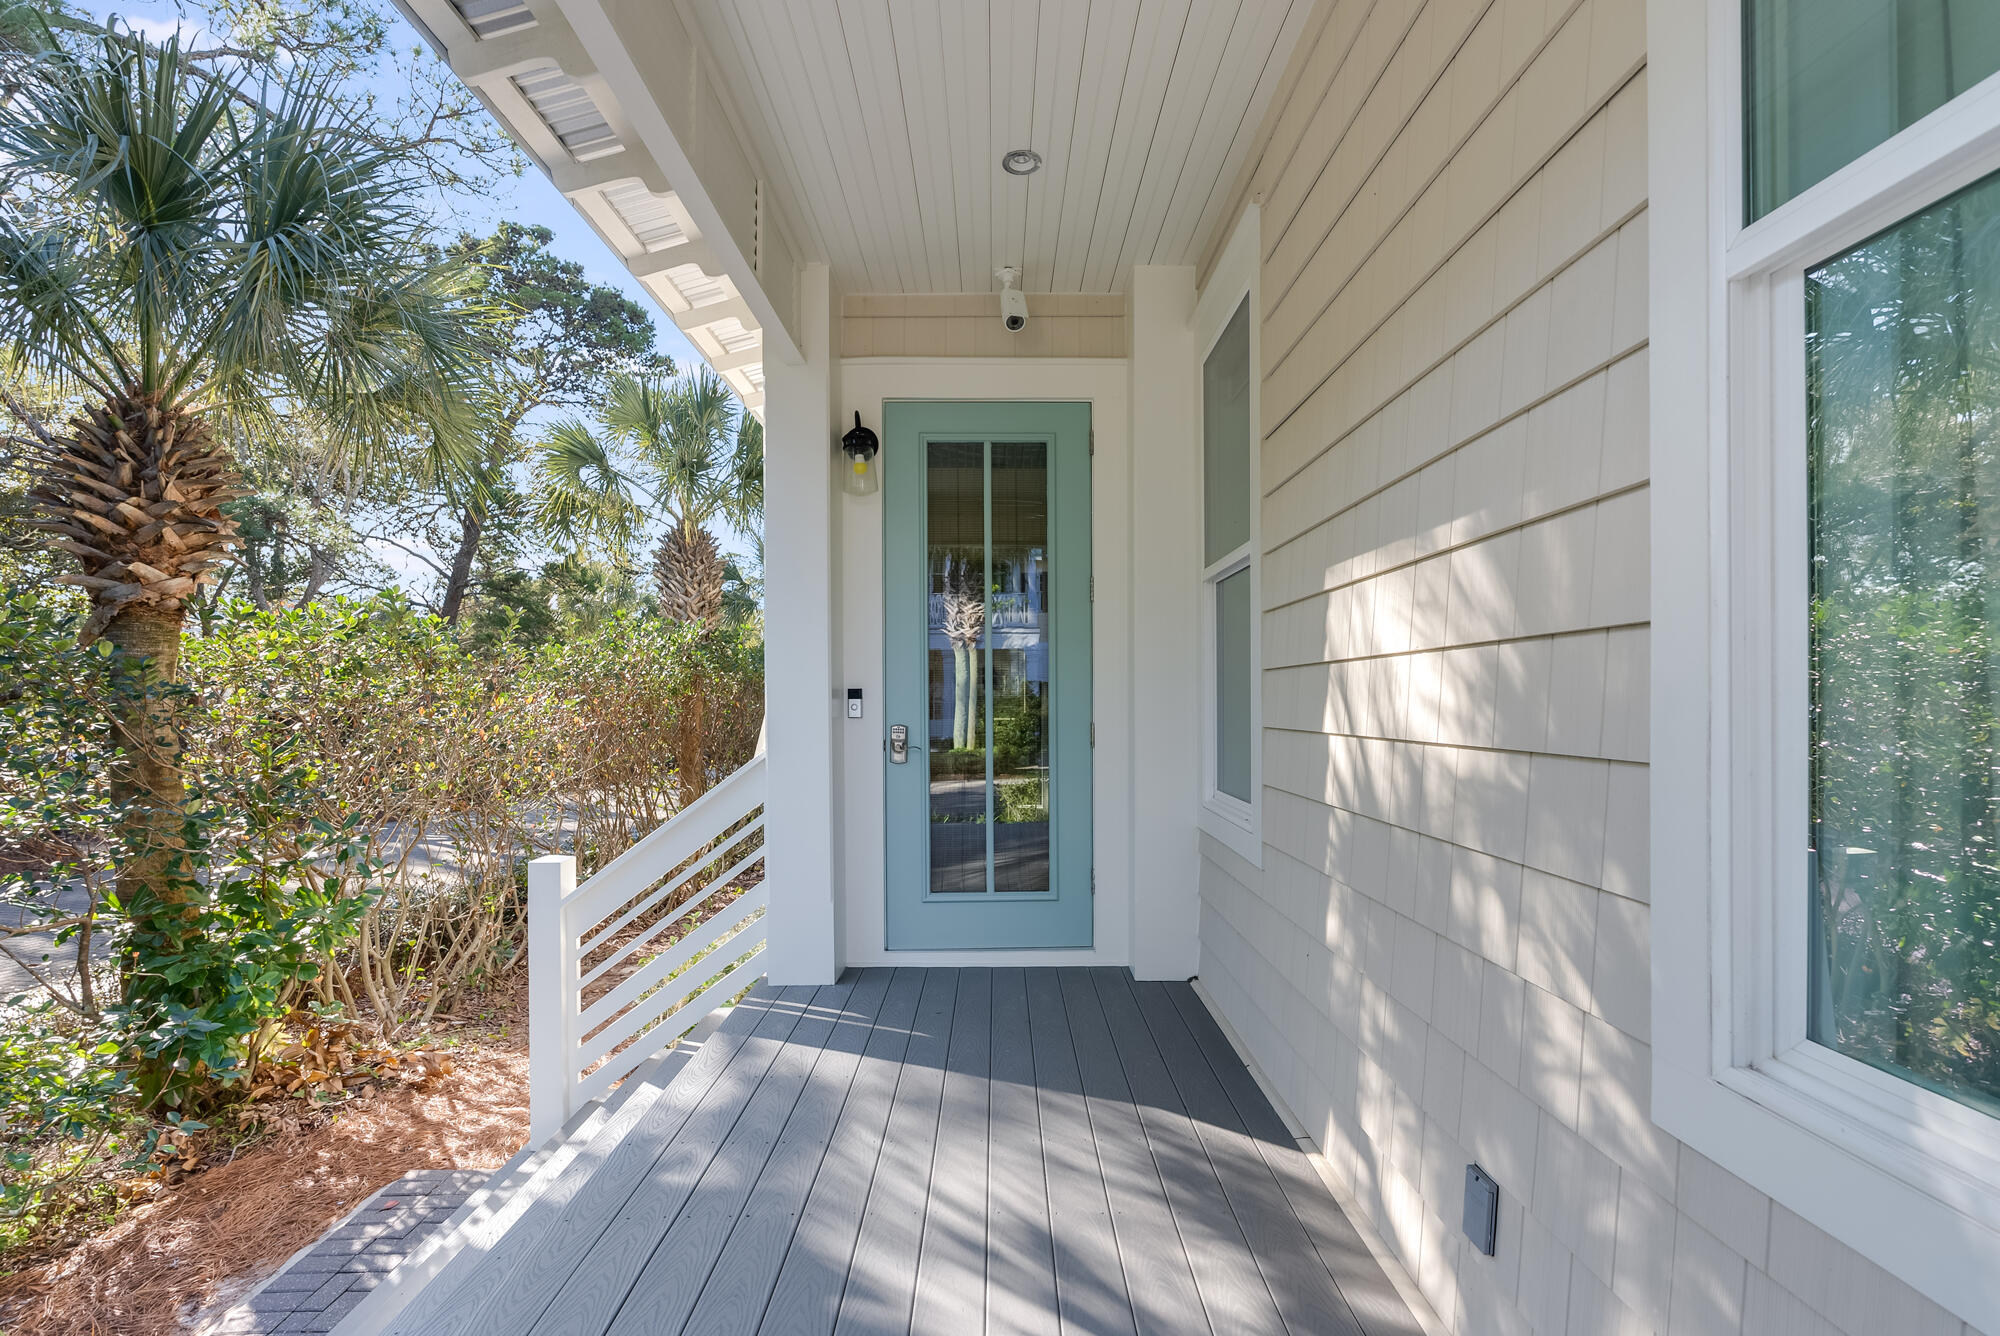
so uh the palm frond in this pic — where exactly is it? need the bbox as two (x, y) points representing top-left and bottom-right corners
(725, 410), (763, 533)
(0, 20), (491, 469)
(533, 419), (643, 549)
(619, 367), (738, 530)
(0, 217), (127, 390)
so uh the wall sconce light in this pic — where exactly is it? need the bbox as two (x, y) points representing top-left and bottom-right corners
(841, 411), (880, 496)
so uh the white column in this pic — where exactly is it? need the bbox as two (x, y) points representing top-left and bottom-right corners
(527, 853), (576, 1145)
(1127, 265), (1202, 980)
(759, 262), (841, 984)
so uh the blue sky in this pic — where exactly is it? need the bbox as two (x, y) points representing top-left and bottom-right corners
(75, 2), (741, 593)
(82, 1), (701, 370)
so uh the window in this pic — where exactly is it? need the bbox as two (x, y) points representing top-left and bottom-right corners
(1197, 209), (1261, 863)
(1205, 297), (1254, 807)
(1654, 1), (2000, 1322)
(1745, 0), (2000, 220)
(1806, 175), (2000, 1117)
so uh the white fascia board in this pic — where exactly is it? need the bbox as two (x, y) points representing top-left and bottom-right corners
(551, 0), (802, 365)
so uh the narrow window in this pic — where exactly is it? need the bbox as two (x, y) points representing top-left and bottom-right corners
(1203, 297), (1254, 810)
(1807, 170), (2000, 1115)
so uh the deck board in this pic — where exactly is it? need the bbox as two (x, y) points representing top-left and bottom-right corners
(1087, 969), (1289, 1335)
(909, 968), (992, 1334)
(983, 968), (1059, 1336)
(598, 974), (891, 1336)
(1060, 968), (1209, 1336)
(428, 985), (819, 1336)
(831, 966), (959, 1335)
(755, 969), (929, 1336)
(1025, 967), (1136, 1336)
(681, 968), (897, 1336)
(1131, 981), (1366, 1336)
(1164, 985), (1427, 1336)
(390, 970), (1418, 1336)
(529, 982), (849, 1336)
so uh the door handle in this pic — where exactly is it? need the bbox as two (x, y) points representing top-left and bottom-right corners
(889, 724), (910, 764)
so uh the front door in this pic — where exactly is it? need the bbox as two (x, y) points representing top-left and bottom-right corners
(883, 400), (1092, 950)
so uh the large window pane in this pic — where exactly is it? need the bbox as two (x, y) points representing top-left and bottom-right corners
(1807, 169), (2000, 1114)
(1204, 297), (1252, 565)
(990, 442), (1051, 894)
(1216, 568), (1252, 803)
(927, 442), (986, 894)
(1746, 0), (2000, 221)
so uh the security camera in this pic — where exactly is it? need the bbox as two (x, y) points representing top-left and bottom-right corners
(996, 266), (1028, 333)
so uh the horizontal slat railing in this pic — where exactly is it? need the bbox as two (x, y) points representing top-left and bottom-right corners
(528, 752), (767, 1143)
(578, 826), (766, 990)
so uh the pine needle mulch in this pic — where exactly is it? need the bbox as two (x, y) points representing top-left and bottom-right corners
(0, 990), (529, 1336)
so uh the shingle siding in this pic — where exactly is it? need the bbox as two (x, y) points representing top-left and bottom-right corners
(1200, 0), (1989, 1332)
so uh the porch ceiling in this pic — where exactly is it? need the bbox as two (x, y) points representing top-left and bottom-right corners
(683, 0), (1315, 294)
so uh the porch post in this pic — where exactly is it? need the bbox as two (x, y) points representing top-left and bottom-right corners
(1127, 266), (1202, 979)
(527, 853), (576, 1145)
(760, 261), (840, 984)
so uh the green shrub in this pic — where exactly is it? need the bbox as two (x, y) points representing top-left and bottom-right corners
(995, 780), (1048, 825)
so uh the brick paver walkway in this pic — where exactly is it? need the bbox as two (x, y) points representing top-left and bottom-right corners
(208, 1168), (488, 1334)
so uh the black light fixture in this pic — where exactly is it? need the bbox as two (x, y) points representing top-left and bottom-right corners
(841, 411), (879, 496)
(1001, 148), (1042, 176)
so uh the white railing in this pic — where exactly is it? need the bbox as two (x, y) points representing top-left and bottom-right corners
(527, 752), (767, 1143)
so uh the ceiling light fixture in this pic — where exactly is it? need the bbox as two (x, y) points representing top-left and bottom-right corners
(1001, 148), (1042, 176)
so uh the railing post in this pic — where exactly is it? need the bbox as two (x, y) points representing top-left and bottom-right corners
(528, 853), (576, 1146)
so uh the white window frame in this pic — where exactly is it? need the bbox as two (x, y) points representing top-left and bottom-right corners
(1196, 206), (1262, 868)
(1652, 2), (2000, 1323)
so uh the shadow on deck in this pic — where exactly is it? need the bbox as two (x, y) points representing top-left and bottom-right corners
(366, 967), (1425, 1336)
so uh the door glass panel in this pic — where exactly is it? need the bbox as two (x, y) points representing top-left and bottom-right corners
(928, 441), (986, 893)
(991, 442), (1051, 894)
(1807, 168), (2000, 1115)
(1216, 567), (1252, 803)
(1204, 297), (1253, 564)
(1745, 0), (2000, 221)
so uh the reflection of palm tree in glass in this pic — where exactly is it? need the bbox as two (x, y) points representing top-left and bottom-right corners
(943, 570), (985, 750)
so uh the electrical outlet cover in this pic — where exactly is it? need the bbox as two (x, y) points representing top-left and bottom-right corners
(1464, 1163), (1499, 1257)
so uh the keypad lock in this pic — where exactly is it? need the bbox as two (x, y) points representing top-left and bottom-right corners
(889, 724), (909, 764)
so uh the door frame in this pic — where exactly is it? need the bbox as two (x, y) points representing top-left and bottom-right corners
(836, 359), (1134, 967)
(881, 399), (1093, 950)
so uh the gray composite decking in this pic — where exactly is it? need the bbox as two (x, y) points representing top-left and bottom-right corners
(383, 967), (1424, 1336)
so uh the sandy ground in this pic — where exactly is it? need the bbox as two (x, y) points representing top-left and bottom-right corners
(0, 987), (529, 1336)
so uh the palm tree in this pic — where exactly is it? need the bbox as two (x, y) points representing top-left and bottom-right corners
(0, 25), (486, 927)
(537, 368), (761, 801)
(537, 369), (761, 628)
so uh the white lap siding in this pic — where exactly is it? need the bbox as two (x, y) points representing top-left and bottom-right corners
(1195, 1), (1987, 1334)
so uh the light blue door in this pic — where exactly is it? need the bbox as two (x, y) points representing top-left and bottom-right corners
(883, 400), (1092, 950)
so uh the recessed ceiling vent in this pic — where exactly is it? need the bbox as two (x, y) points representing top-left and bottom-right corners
(602, 180), (685, 251)
(449, 0), (537, 39)
(511, 64), (623, 161)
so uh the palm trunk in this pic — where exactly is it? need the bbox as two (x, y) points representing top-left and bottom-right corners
(101, 601), (196, 984)
(953, 642), (972, 749)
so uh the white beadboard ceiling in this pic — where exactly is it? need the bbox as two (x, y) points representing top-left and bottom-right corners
(682, 0), (1313, 293)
